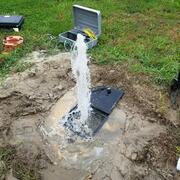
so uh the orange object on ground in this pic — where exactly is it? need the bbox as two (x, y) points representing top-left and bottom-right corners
(3, 36), (23, 52)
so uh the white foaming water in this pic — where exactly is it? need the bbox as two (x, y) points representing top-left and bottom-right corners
(71, 34), (91, 124)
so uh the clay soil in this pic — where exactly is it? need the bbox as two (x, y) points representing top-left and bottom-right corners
(0, 52), (179, 180)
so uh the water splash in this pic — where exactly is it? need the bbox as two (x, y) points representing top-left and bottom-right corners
(71, 34), (91, 124)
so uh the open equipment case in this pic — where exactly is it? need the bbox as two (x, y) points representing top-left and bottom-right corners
(59, 5), (101, 49)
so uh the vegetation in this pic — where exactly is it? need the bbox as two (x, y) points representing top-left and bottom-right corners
(177, 146), (180, 157)
(0, 146), (39, 180)
(0, 0), (179, 84)
(0, 1), (180, 179)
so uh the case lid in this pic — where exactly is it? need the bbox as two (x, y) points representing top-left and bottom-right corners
(0, 15), (24, 27)
(73, 5), (101, 37)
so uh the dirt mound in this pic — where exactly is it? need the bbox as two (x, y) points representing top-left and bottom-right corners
(0, 52), (179, 180)
(91, 64), (180, 126)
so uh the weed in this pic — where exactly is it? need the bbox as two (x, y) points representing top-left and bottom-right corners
(0, 146), (40, 180)
(176, 146), (180, 157)
(0, 0), (179, 84)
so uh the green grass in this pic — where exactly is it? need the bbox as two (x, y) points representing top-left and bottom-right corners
(0, 146), (39, 179)
(177, 146), (180, 157)
(0, 0), (180, 84)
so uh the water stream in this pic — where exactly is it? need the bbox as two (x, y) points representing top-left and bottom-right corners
(71, 34), (91, 124)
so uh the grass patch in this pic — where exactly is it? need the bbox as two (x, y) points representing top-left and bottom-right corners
(0, 146), (39, 180)
(0, 0), (179, 84)
(176, 146), (180, 157)
(174, 127), (180, 157)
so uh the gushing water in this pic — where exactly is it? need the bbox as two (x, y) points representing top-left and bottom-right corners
(71, 34), (91, 124)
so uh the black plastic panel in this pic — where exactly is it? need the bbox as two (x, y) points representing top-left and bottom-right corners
(0, 15), (24, 28)
(91, 86), (124, 115)
(62, 87), (124, 138)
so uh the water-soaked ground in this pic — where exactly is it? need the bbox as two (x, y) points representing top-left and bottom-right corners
(0, 52), (179, 179)
(40, 89), (165, 180)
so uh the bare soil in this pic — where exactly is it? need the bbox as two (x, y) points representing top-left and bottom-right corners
(0, 52), (179, 180)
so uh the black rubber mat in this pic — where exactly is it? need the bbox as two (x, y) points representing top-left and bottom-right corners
(62, 86), (124, 138)
(91, 86), (124, 115)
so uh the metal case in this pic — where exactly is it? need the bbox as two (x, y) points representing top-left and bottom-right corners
(59, 5), (101, 49)
(0, 15), (24, 29)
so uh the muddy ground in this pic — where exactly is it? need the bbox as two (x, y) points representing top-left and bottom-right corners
(0, 52), (179, 180)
